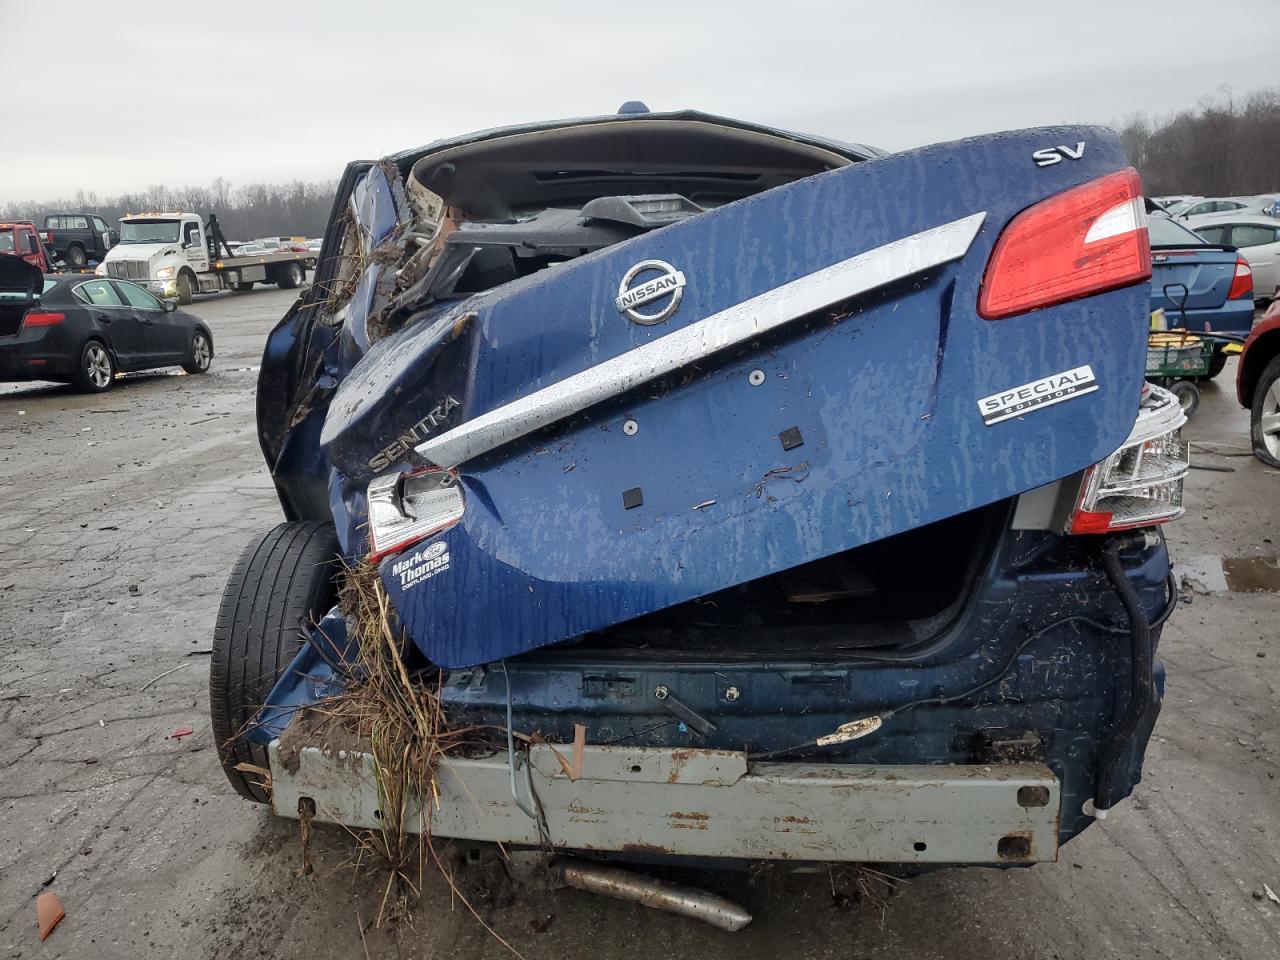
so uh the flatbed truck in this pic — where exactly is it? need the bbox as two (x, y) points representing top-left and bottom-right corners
(99, 212), (309, 304)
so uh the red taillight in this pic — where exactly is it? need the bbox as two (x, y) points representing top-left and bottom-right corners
(978, 168), (1151, 320)
(1068, 504), (1117, 534)
(1227, 256), (1253, 300)
(24, 312), (65, 327)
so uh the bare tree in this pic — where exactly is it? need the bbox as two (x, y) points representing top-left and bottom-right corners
(1118, 86), (1280, 196)
(1, 178), (338, 239)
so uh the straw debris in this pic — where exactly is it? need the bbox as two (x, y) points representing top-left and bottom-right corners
(293, 561), (510, 930)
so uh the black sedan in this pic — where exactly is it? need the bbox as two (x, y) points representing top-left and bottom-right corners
(0, 254), (212, 392)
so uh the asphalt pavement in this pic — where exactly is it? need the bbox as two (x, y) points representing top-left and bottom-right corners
(1, 286), (1277, 959)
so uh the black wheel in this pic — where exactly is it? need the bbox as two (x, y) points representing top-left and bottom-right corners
(1205, 347), (1228, 380)
(183, 329), (213, 374)
(1250, 355), (1280, 469)
(176, 271), (194, 305)
(211, 522), (342, 803)
(231, 281), (254, 292)
(277, 262), (303, 290)
(65, 245), (87, 269)
(74, 339), (115, 392)
(1169, 379), (1200, 417)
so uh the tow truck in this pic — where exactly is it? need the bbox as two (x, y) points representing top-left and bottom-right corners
(98, 212), (310, 304)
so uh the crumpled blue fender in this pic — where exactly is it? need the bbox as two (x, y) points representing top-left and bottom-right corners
(249, 609), (357, 745)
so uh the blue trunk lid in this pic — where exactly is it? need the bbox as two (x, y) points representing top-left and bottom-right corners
(322, 126), (1150, 668)
(1151, 248), (1237, 311)
(1149, 246), (1254, 333)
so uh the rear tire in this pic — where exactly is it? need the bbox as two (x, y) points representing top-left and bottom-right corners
(65, 245), (87, 269)
(276, 262), (303, 290)
(176, 271), (194, 305)
(1169, 379), (1200, 418)
(1250, 355), (1280, 469)
(183, 329), (213, 374)
(74, 339), (115, 392)
(210, 522), (342, 803)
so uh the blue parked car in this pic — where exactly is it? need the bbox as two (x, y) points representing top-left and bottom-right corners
(1152, 209), (1249, 378)
(1148, 212), (1254, 376)
(208, 108), (1186, 919)
(1149, 213), (1255, 333)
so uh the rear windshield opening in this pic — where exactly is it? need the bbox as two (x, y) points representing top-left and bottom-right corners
(1147, 215), (1208, 248)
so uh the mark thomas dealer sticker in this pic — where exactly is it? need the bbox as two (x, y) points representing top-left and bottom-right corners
(978, 365), (1098, 426)
(392, 540), (450, 589)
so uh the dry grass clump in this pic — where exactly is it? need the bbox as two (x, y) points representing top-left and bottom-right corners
(828, 865), (902, 928)
(317, 562), (504, 930)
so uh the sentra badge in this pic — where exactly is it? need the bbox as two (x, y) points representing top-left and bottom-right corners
(369, 396), (461, 471)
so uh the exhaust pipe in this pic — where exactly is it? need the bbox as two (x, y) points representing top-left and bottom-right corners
(555, 858), (752, 931)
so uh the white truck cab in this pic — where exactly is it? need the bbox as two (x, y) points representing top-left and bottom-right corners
(99, 213), (308, 304)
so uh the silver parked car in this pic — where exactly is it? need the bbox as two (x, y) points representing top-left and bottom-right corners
(1179, 195), (1278, 221)
(1191, 214), (1280, 300)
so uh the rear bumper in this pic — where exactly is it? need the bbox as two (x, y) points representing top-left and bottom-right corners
(1154, 298), (1257, 334)
(0, 333), (76, 380)
(269, 740), (1061, 864)
(256, 530), (1171, 859)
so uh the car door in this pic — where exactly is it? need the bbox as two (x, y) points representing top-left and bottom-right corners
(112, 280), (189, 363)
(122, 280), (191, 360)
(91, 217), (113, 257)
(181, 220), (210, 274)
(1228, 223), (1280, 298)
(72, 278), (147, 368)
(17, 226), (44, 268)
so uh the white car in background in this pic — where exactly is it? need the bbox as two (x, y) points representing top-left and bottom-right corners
(1154, 195), (1201, 213)
(1178, 195), (1278, 222)
(1191, 214), (1280, 301)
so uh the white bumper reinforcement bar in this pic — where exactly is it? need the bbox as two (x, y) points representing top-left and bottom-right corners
(269, 740), (1060, 864)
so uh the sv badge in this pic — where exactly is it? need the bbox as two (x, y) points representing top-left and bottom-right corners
(1032, 141), (1086, 167)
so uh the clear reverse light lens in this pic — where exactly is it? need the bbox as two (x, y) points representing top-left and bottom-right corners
(1069, 383), (1188, 534)
(366, 469), (465, 560)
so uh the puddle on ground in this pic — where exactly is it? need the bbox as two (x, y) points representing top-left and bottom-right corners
(1221, 557), (1280, 593)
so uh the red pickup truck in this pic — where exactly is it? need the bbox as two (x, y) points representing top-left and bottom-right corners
(0, 221), (52, 272)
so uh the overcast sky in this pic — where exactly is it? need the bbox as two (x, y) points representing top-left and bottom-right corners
(1, 0), (1277, 205)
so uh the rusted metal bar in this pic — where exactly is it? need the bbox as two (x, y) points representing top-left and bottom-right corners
(554, 858), (752, 931)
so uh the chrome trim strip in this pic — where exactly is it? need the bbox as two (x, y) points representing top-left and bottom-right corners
(418, 211), (987, 468)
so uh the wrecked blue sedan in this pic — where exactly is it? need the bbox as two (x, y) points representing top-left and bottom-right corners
(210, 106), (1186, 896)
